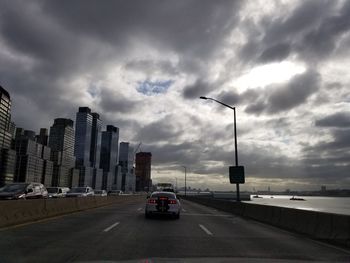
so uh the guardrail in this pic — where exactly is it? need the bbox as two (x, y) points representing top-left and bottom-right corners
(182, 195), (350, 248)
(0, 195), (145, 229)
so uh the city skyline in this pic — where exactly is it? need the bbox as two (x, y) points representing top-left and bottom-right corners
(1, 1), (349, 191)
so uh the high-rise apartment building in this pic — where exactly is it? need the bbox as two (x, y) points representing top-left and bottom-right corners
(0, 86), (12, 150)
(48, 118), (77, 187)
(36, 128), (48, 146)
(90, 113), (101, 168)
(119, 142), (135, 192)
(99, 125), (119, 190)
(135, 152), (152, 192)
(14, 130), (53, 185)
(75, 107), (93, 167)
(74, 107), (103, 188)
(0, 86), (16, 186)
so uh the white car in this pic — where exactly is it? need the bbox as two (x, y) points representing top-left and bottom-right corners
(145, 191), (181, 219)
(94, 190), (107, 196)
(66, 187), (94, 197)
(108, 190), (123, 196)
(47, 187), (70, 198)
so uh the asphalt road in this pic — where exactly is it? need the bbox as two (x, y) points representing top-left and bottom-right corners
(0, 198), (349, 263)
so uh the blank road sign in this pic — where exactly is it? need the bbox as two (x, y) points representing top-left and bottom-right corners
(229, 166), (245, 184)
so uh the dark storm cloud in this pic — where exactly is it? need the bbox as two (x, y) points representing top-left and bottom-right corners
(245, 70), (320, 115)
(183, 80), (213, 99)
(217, 90), (241, 105)
(43, 0), (242, 59)
(258, 42), (291, 63)
(298, 0), (350, 60)
(134, 118), (183, 143)
(301, 128), (350, 183)
(144, 142), (199, 167)
(315, 112), (350, 128)
(240, 0), (350, 65)
(124, 59), (179, 76)
(99, 89), (138, 114)
(0, 0), (243, 130)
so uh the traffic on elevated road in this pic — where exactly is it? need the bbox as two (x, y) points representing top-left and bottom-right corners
(0, 196), (349, 263)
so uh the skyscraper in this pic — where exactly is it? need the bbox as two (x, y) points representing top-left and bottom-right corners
(0, 86), (12, 150)
(74, 107), (103, 188)
(99, 125), (119, 190)
(119, 142), (135, 192)
(48, 118), (76, 187)
(36, 128), (48, 146)
(0, 86), (16, 186)
(90, 113), (101, 168)
(135, 152), (152, 192)
(14, 130), (53, 185)
(75, 107), (93, 167)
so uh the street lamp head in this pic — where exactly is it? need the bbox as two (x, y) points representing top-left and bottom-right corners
(199, 96), (208, 100)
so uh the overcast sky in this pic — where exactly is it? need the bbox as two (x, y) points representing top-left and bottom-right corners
(1, 0), (349, 191)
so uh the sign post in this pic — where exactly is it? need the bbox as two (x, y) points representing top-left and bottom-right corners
(229, 166), (245, 201)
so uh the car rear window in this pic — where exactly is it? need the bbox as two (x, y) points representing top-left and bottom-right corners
(151, 192), (176, 199)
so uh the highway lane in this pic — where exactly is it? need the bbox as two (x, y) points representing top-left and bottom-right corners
(0, 198), (349, 262)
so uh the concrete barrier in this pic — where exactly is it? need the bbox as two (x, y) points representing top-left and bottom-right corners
(0, 195), (145, 229)
(182, 195), (350, 248)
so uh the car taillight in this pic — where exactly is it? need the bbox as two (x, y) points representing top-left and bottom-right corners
(169, 200), (177, 204)
(148, 199), (157, 204)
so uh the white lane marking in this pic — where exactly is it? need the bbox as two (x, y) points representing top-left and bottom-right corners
(103, 222), (120, 232)
(182, 208), (187, 212)
(137, 207), (142, 211)
(199, 224), (213, 236)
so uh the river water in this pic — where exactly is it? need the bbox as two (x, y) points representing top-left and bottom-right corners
(246, 195), (350, 215)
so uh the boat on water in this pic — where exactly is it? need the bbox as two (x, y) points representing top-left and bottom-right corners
(252, 195), (263, 198)
(290, 196), (306, 201)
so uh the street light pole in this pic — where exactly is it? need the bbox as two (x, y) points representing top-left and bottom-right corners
(200, 96), (240, 201)
(182, 166), (187, 196)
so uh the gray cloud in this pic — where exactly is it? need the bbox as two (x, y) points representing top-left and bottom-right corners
(134, 117), (183, 144)
(301, 128), (350, 184)
(315, 112), (350, 128)
(217, 90), (241, 106)
(245, 70), (320, 115)
(42, 0), (242, 60)
(258, 42), (291, 63)
(240, 0), (350, 65)
(0, 0), (349, 190)
(124, 59), (179, 76)
(99, 89), (138, 114)
(183, 80), (213, 99)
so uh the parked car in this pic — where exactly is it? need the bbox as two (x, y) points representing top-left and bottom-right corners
(47, 187), (70, 198)
(108, 190), (123, 196)
(66, 187), (94, 197)
(0, 182), (48, 200)
(94, 190), (107, 196)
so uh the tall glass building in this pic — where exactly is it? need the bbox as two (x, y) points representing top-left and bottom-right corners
(0, 86), (12, 149)
(48, 118), (76, 187)
(119, 142), (135, 192)
(74, 107), (103, 188)
(0, 86), (16, 186)
(74, 107), (93, 167)
(99, 125), (119, 190)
